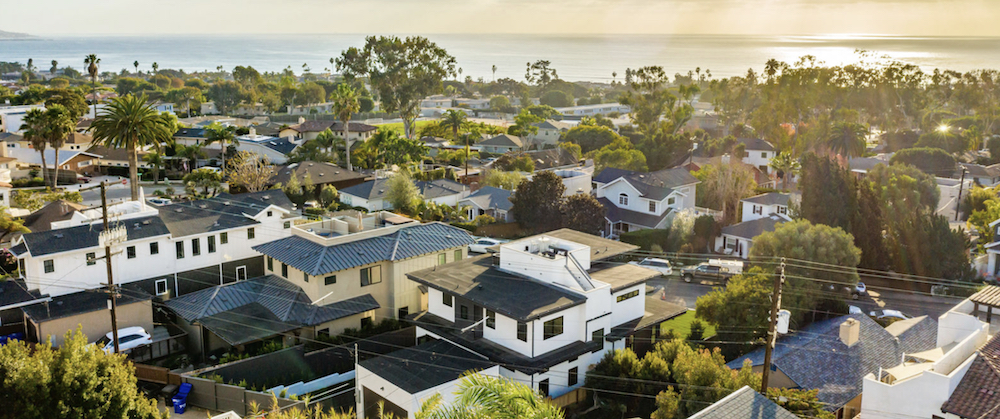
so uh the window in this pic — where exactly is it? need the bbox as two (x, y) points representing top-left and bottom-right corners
(753, 205), (762, 215)
(284, 221), (291, 229)
(325, 275), (337, 285)
(454, 249), (462, 261)
(592, 328), (604, 342)
(398, 307), (409, 318)
(667, 197), (675, 205)
(247, 228), (255, 239)
(361, 266), (382, 286)
(543, 317), (564, 340)
(191, 238), (200, 256)
(443, 293), (453, 307)
(208, 236), (216, 253)
(759, 165), (768, 173)
(618, 193), (628, 206)
(149, 242), (159, 255)
(648, 201), (656, 212)
(617, 290), (640, 302)
(175, 242), (184, 259)
(44, 260), (54, 273)
(281, 263), (288, 278)
(86, 252), (96, 266)
(127, 246), (136, 259)
(460, 305), (469, 320)
(267, 211), (273, 217)
(486, 310), (496, 329)
(220, 232), (228, 244)
(568, 367), (579, 386)
(267, 257), (273, 271)
(303, 272), (309, 282)
(517, 322), (527, 342)
(438, 253), (447, 265)
(317, 329), (330, 338)
(236, 266), (247, 281)
(155, 279), (168, 296)
(361, 317), (373, 329)
(761, 152), (768, 158)
(538, 379), (549, 397)
(777, 206), (787, 214)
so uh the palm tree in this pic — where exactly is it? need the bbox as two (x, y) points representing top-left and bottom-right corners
(20, 109), (49, 186)
(90, 94), (173, 200)
(331, 83), (360, 171)
(314, 129), (339, 156)
(176, 144), (206, 174)
(828, 121), (868, 159)
(205, 125), (237, 174)
(769, 151), (800, 190)
(143, 151), (165, 184)
(440, 109), (470, 177)
(84, 54), (100, 117)
(151, 62), (158, 74)
(492, 64), (497, 81)
(133, 61), (139, 75)
(41, 105), (76, 187)
(417, 373), (562, 419)
(49, 60), (58, 75)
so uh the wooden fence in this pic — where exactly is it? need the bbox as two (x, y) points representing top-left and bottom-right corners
(134, 364), (182, 386)
(550, 388), (588, 409)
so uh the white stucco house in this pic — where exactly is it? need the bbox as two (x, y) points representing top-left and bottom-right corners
(737, 137), (777, 174)
(526, 119), (572, 149)
(593, 167), (700, 238)
(714, 192), (794, 259)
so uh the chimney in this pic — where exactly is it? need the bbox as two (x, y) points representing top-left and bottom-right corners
(840, 318), (860, 347)
(298, 117), (306, 124)
(249, 127), (256, 138)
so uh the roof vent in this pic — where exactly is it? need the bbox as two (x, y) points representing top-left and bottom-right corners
(262, 196), (270, 200)
(319, 173), (324, 177)
(308, 163), (314, 167)
(54, 233), (64, 239)
(175, 208), (183, 213)
(199, 204), (207, 209)
(378, 189), (384, 193)
(142, 220), (151, 225)
(223, 201), (231, 206)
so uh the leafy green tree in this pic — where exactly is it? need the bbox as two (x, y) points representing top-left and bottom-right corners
(618, 66), (693, 138)
(524, 60), (559, 88)
(417, 373), (562, 419)
(853, 179), (891, 270)
(332, 83), (361, 171)
(206, 124), (239, 173)
(227, 150), (276, 193)
(385, 171), (422, 214)
(798, 153), (857, 230)
(206, 80), (248, 115)
(696, 163), (757, 225)
(696, 269), (771, 358)
(19, 109), (51, 186)
(362, 129), (428, 169)
(562, 125), (621, 154)
(319, 185), (339, 208)
(480, 170), (524, 191)
(175, 143), (206, 174)
(115, 77), (157, 96)
(962, 186), (996, 221)
(988, 136), (1000, 164)
(523, 104), (558, 119)
(489, 95), (512, 113)
(90, 94), (174, 200)
(493, 153), (535, 172)
(561, 193), (605, 235)
(750, 220), (861, 324)
(766, 388), (835, 419)
(510, 171), (565, 232)
(557, 142), (582, 159)
(183, 168), (223, 197)
(888, 147), (956, 177)
(143, 151), (165, 183)
(0, 328), (163, 419)
(915, 129), (965, 154)
(539, 90), (573, 107)
(43, 88), (88, 120)
(768, 151), (800, 190)
(281, 173), (307, 208)
(590, 137), (648, 172)
(508, 108), (543, 140)
(337, 36), (456, 139)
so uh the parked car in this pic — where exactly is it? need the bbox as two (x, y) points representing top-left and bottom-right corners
(852, 282), (867, 299)
(680, 263), (739, 284)
(870, 309), (910, 321)
(849, 305), (863, 315)
(147, 198), (172, 206)
(93, 327), (152, 354)
(469, 238), (504, 254)
(628, 258), (672, 276)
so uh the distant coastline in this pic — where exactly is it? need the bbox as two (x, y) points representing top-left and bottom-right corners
(0, 29), (37, 40)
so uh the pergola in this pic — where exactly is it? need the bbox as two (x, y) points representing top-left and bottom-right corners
(970, 285), (1000, 323)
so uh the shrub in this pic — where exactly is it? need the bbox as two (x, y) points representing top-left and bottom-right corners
(473, 214), (496, 226)
(451, 222), (478, 233)
(620, 229), (672, 252)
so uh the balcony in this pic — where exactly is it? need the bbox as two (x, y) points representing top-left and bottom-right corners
(292, 210), (416, 245)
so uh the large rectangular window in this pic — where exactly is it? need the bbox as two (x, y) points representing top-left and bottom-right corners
(443, 293), (453, 307)
(208, 236), (216, 253)
(281, 263), (288, 278)
(220, 232), (228, 244)
(568, 367), (579, 386)
(175, 242), (184, 259)
(127, 246), (136, 259)
(149, 242), (159, 255)
(486, 310), (496, 329)
(324, 275), (337, 285)
(191, 238), (200, 256)
(617, 290), (640, 302)
(454, 249), (462, 261)
(360, 266), (382, 286)
(267, 257), (273, 271)
(592, 328), (604, 343)
(438, 253), (447, 265)
(517, 322), (527, 342)
(247, 228), (255, 239)
(543, 317), (564, 340)
(43, 260), (54, 273)
(86, 252), (96, 266)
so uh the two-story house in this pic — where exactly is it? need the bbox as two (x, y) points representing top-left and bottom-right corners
(479, 134), (524, 154)
(10, 191), (298, 345)
(356, 229), (686, 419)
(339, 178), (469, 211)
(593, 167), (700, 237)
(714, 192), (794, 259)
(278, 120), (377, 143)
(527, 119), (572, 149)
(737, 137), (777, 174)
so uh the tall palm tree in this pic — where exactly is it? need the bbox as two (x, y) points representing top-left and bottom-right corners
(205, 125), (237, 174)
(143, 151), (165, 183)
(176, 143), (206, 174)
(416, 373), (562, 419)
(49, 60), (58, 75)
(20, 109), (49, 186)
(41, 105), (76, 188)
(331, 83), (360, 171)
(440, 109), (470, 177)
(89, 94), (173, 200)
(151, 62), (159, 74)
(768, 151), (800, 190)
(84, 54), (100, 117)
(492, 64), (497, 81)
(314, 128), (338, 156)
(133, 61), (139, 75)
(827, 121), (868, 159)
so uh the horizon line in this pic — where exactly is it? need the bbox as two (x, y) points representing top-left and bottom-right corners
(11, 31), (1000, 39)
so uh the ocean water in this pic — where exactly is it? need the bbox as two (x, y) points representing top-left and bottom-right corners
(1, 33), (999, 82)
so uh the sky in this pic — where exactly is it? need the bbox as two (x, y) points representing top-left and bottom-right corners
(6, 0), (1000, 37)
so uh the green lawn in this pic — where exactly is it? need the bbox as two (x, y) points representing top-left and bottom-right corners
(658, 310), (716, 340)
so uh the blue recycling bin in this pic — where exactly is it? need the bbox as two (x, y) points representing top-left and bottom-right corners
(172, 383), (192, 414)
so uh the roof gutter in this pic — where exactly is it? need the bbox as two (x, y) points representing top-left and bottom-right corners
(0, 296), (53, 311)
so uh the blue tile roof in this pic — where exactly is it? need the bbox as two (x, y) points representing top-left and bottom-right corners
(253, 222), (475, 276)
(727, 313), (937, 410)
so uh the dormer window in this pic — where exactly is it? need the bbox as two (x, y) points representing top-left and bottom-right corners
(619, 193), (629, 206)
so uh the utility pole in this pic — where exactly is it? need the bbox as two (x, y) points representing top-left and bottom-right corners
(955, 167), (967, 222)
(83, 180), (127, 354)
(760, 258), (786, 394)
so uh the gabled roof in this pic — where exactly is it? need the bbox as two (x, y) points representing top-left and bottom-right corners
(461, 186), (513, 212)
(330, 121), (377, 133)
(721, 215), (786, 240)
(598, 197), (671, 229)
(14, 216), (170, 257)
(741, 192), (791, 207)
(688, 386), (798, 419)
(479, 134), (523, 148)
(522, 147), (580, 171)
(0, 132), (23, 142)
(941, 334), (1000, 419)
(23, 286), (153, 323)
(86, 145), (148, 162)
(340, 178), (466, 201)
(360, 339), (494, 394)
(594, 167), (699, 201)
(7, 148), (100, 167)
(272, 161), (368, 186)
(534, 119), (571, 131)
(173, 127), (207, 139)
(727, 313), (937, 410)
(259, 136), (298, 155)
(738, 137), (776, 152)
(22, 200), (87, 233)
(253, 222), (474, 276)
(164, 275), (379, 345)
(157, 191), (292, 238)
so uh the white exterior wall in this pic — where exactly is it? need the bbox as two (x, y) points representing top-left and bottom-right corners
(427, 288), (456, 323)
(600, 180), (660, 215)
(742, 149), (774, 173)
(528, 128), (562, 148)
(860, 354), (978, 419)
(715, 234), (751, 259)
(554, 170), (592, 196)
(740, 201), (787, 222)
(357, 364), (502, 419)
(532, 305), (587, 357)
(609, 285), (646, 327)
(427, 191), (468, 207)
(0, 105), (44, 133)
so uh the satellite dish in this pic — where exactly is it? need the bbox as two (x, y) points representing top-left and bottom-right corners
(776, 309), (791, 334)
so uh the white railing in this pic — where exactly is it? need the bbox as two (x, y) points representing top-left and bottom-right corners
(566, 252), (595, 291)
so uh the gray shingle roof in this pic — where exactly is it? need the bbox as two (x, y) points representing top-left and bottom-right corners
(163, 275), (379, 345)
(253, 222), (474, 276)
(157, 191), (293, 238)
(738, 137), (776, 152)
(340, 179), (466, 201)
(598, 197), (671, 229)
(534, 119), (572, 131)
(721, 215), (785, 240)
(272, 161), (368, 187)
(360, 339), (495, 394)
(594, 167), (699, 201)
(22, 200), (87, 233)
(15, 216), (170, 257)
(23, 286), (153, 323)
(0, 279), (43, 310)
(688, 386), (799, 419)
(259, 136), (298, 155)
(173, 128), (207, 139)
(727, 313), (937, 410)
(479, 134), (523, 148)
(741, 192), (791, 206)
(522, 147), (580, 171)
(461, 186), (513, 212)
